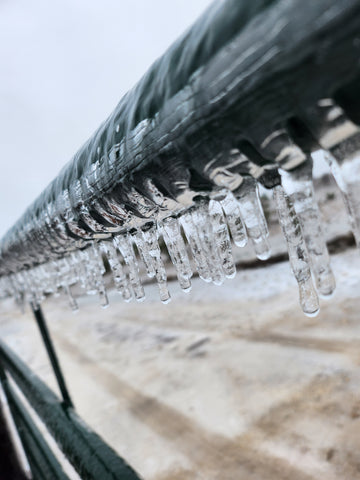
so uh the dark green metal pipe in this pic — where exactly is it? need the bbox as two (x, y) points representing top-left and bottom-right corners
(0, 340), (142, 480)
(32, 304), (73, 409)
(0, 363), (70, 480)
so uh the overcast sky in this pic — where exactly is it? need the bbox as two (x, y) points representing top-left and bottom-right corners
(0, 0), (213, 238)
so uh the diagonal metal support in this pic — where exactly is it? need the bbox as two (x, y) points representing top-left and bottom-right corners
(32, 304), (74, 409)
(0, 363), (70, 480)
(0, 339), (142, 480)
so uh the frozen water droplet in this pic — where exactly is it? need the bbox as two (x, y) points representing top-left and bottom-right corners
(161, 216), (192, 292)
(273, 185), (320, 316)
(219, 191), (247, 247)
(281, 162), (336, 298)
(234, 178), (271, 260)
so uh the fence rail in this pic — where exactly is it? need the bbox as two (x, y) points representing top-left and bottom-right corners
(0, 308), (142, 480)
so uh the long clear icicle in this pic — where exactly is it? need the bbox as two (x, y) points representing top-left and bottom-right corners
(273, 185), (320, 316)
(57, 257), (78, 312)
(161, 216), (192, 292)
(234, 178), (271, 260)
(133, 223), (171, 303)
(191, 200), (225, 285)
(208, 200), (236, 279)
(79, 244), (109, 308)
(99, 241), (132, 302)
(322, 149), (360, 248)
(113, 234), (145, 301)
(180, 209), (212, 283)
(281, 163), (336, 298)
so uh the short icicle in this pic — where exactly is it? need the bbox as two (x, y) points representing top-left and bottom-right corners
(233, 177), (271, 260)
(161, 216), (192, 292)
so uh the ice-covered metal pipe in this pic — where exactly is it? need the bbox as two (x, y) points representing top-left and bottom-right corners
(1, 0), (360, 316)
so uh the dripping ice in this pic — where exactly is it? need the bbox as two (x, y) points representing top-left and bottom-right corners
(0, 156), (359, 317)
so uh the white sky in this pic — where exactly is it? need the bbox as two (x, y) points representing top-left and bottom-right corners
(0, 0), (212, 237)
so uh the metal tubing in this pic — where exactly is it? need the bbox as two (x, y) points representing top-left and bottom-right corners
(0, 363), (70, 480)
(0, 340), (142, 480)
(32, 304), (74, 409)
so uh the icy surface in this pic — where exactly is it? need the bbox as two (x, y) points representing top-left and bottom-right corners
(0, 145), (360, 317)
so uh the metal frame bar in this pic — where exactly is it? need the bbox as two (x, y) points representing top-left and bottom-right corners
(0, 363), (70, 480)
(32, 305), (73, 409)
(0, 340), (142, 480)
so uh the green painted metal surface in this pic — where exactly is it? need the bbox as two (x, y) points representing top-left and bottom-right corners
(0, 340), (142, 480)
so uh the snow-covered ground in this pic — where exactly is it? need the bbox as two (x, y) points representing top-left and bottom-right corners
(1, 246), (360, 480)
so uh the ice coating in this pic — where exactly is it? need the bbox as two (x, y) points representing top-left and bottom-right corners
(280, 162), (336, 298)
(273, 185), (319, 316)
(233, 178), (271, 260)
(0, 150), (359, 316)
(0, 0), (360, 323)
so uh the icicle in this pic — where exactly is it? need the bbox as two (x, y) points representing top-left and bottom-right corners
(56, 257), (79, 312)
(135, 223), (171, 303)
(233, 178), (271, 260)
(281, 163), (336, 298)
(79, 244), (109, 308)
(208, 200), (236, 279)
(273, 185), (320, 316)
(190, 200), (225, 285)
(131, 229), (156, 279)
(64, 284), (78, 312)
(180, 209), (212, 283)
(99, 241), (132, 302)
(7, 275), (25, 312)
(219, 191), (247, 247)
(113, 234), (145, 301)
(322, 150), (360, 248)
(161, 216), (192, 292)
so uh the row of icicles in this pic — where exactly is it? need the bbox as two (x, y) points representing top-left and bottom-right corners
(0, 150), (359, 317)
